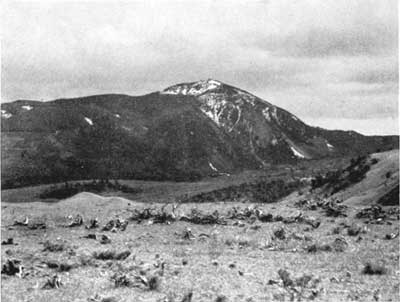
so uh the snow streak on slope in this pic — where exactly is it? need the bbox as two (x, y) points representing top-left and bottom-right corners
(209, 162), (218, 172)
(84, 117), (93, 126)
(1, 110), (12, 119)
(290, 146), (305, 158)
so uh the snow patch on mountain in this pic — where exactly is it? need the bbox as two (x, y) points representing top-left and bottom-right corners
(22, 105), (33, 111)
(162, 79), (222, 96)
(1, 110), (12, 119)
(290, 146), (306, 158)
(200, 108), (220, 126)
(84, 117), (93, 126)
(230, 106), (241, 131)
(262, 107), (271, 122)
(189, 79), (221, 95)
(198, 94), (228, 127)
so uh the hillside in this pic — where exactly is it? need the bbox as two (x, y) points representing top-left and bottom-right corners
(334, 150), (399, 206)
(1, 79), (398, 188)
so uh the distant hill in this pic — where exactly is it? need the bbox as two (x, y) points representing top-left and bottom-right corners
(1, 79), (398, 188)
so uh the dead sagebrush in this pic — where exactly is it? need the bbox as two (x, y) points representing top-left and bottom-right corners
(332, 226), (342, 235)
(111, 273), (131, 287)
(78, 254), (97, 267)
(83, 233), (97, 240)
(132, 274), (161, 291)
(42, 275), (62, 289)
(305, 243), (332, 253)
(278, 269), (294, 287)
(100, 298), (118, 302)
(93, 250), (131, 260)
(215, 295), (228, 302)
(332, 237), (348, 252)
(147, 275), (160, 290)
(347, 224), (361, 236)
(88, 295), (118, 302)
(100, 234), (111, 244)
(385, 232), (399, 240)
(181, 228), (195, 240)
(273, 269), (322, 301)
(1, 259), (23, 276)
(362, 262), (388, 275)
(181, 291), (193, 302)
(45, 260), (74, 272)
(43, 240), (66, 252)
(273, 227), (286, 240)
(86, 218), (99, 229)
(68, 214), (83, 227)
(1, 238), (15, 245)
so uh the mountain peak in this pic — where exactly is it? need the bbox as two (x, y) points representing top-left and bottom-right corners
(161, 79), (224, 96)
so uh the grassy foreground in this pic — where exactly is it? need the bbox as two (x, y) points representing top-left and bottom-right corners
(1, 190), (399, 302)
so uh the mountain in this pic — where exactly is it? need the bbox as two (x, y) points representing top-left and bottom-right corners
(1, 79), (398, 188)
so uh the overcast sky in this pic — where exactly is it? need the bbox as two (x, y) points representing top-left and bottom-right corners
(2, 0), (398, 135)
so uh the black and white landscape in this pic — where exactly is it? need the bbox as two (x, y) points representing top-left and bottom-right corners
(1, 1), (399, 302)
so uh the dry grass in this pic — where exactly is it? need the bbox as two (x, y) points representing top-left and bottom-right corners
(1, 177), (399, 301)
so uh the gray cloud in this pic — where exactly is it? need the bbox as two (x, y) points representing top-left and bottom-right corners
(1, 0), (398, 134)
(347, 67), (398, 84)
(255, 24), (397, 58)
